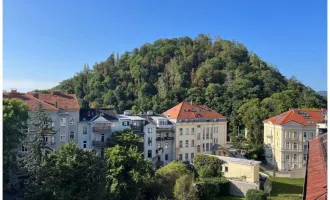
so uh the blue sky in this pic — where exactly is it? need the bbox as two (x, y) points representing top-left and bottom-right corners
(4, 0), (327, 92)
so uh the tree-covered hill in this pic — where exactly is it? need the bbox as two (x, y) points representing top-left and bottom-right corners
(53, 34), (327, 145)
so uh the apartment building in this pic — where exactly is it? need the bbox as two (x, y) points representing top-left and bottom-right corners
(78, 108), (122, 158)
(4, 89), (80, 153)
(263, 108), (327, 171)
(163, 102), (228, 163)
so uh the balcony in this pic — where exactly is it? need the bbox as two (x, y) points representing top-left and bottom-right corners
(156, 124), (173, 130)
(131, 124), (144, 132)
(156, 137), (174, 141)
(92, 139), (114, 147)
(92, 126), (111, 133)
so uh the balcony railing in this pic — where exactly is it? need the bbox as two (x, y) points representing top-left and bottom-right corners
(92, 139), (115, 147)
(156, 137), (174, 141)
(93, 127), (111, 133)
(156, 124), (173, 129)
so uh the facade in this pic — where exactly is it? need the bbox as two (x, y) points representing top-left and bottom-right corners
(303, 133), (327, 200)
(78, 109), (121, 157)
(163, 102), (228, 163)
(263, 108), (327, 171)
(211, 155), (261, 183)
(4, 90), (80, 153)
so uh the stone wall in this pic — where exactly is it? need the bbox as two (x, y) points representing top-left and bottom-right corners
(228, 179), (259, 197)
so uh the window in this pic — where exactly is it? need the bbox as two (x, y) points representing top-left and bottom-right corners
(21, 144), (28, 152)
(276, 131), (278, 136)
(148, 128), (152, 133)
(286, 132), (290, 138)
(304, 144), (308, 150)
(207, 127), (209, 134)
(51, 122), (55, 127)
(203, 143), (205, 152)
(70, 132), (75, 139)
(191, 153), (194, 160)
(165, 142), (168, 149)
(185, 153), (188, 160)
(43, 136), (48, 143)
(179, 141), (183, 148)
(286, 142), (290, 149)
(179, 154), (182, 160)
(186, 128), (189, 135)
(276, 141), (278, 147)
(70, 117), (75, 125)
(191, 140), (194, 147)
(303, 155), (307, 161)
(122, 121), (129, 126)
(60, 133), (66, 142)
(148, 137), (152, 146)
(293, 142), (297, 149)
(293, 132), (298, 138)
(192, 128), (195, 133)
(100, 148), (104, 158)
(83, 141), (87, 149)
(157, 133), (161, 138)
(287, 164), (291, 170)
(309, 132), (314, 139)
(157, 143), (161, 148)
(185, 140), (189, 147)
(165, 132), (169, 137)
(165, 154), (168, 161)
(203, 133), (205, 140)
(214, 138), (216, 143)
(197, 145), (201, 152)
(148, 150), (152, 158)
(293, 154), (297, 161)
(294, 164), (298, 169)
(304, 132), (307, 138)
(206, 133), (209, 139)
(225, 167), (228, 172)
(83, 126), (87, 134)
(203, 127), (205, 134)
(206, 143), (209, 151)
(60, 118), (66, 126)
(180, 128), (183, 135)
(214, 127), (216, 133)
(285, 153), (290, 160)
(197, 133), (200, 140)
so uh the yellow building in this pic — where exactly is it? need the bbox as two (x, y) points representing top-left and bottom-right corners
(211, 155), (261, 183)
(263, 109), (327, 171)
(163, 102), (228, 162)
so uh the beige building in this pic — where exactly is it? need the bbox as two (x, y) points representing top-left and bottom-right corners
(263, 109), (327, 171)
(163, 102), (228, 163)
(211, 155), (261, 183)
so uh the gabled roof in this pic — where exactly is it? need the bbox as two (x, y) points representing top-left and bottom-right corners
(35, 93), (80, 110)
(80, 108), (118, 122)
(3, 92), (59, 111)
(303, 134), (327, 200)
(263, 109), (327, 126)
(162, 102), (226, 120)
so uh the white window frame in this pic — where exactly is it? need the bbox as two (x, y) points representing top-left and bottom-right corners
(179, 128), (183, 135)
(293, 132), (298, 138)
(286, 131), (290, 138)
(44, 136), (48, 143)
(191, 140), (194, 147)
(285, 153), (290, 160)
(69, 132), (75, 139)
(60, 118), (66, 126)
(70, 117), (75, 125)
(179, 141), (183, 148)
(293, 142), (297, 149)
(286, 142), (290, 149)
(148, 128), (152, 133)
(179, 154), (182, 160)
(60, 133), (66, 142)
(83, 126), (87, 135)
(165, 142), (168, 149)
(186, 128), (189, 135)
(293, 153), (297, 161)
(148, 137), (152, 146)
(185, 140), (189, 148)
(83, 141), (87, 149)
(309, 132), (314, 139)
(185, 153), (188, 160)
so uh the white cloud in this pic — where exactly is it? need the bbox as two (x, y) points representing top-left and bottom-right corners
(3, 79), (59, 92)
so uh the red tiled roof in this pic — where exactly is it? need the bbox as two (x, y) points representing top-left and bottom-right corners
(4, 91), (79, 111)
(305, 134), (327, 200)
(263, 109), (327, 126)
(162, 102), (226, 120)
(3, 92), (59, 111)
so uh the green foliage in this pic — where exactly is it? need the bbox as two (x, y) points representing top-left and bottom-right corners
(105, 145), (153, 200)
(111, 129), (143, 151)
(155, 161), (191, 199)
(3, 98), (29, 183)
(193, 154), (224, 178)
(195, 177), (229, 198)
(246, 189), (267, 200)
(53, 35), (327, 150)
(23, 142), (106, 200)
(173, 174), (198, 200)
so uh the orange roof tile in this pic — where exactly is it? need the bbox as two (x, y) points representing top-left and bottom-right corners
(304, 134), (327, 200)
(263, 109), (327, 126)
(36, 93), (80, 110)
(162, 102), (226, 120)
(3, 92), (59, 111)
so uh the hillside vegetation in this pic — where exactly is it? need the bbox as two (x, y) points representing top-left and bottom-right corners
(53, 34), (327, 149)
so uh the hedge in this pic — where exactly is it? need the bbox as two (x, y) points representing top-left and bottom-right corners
(246, 189), (267, 200)
(195, 177), (229, 198)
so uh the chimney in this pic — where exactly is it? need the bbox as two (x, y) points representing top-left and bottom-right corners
(52, 90), (62, 96)
(54, 100), (58, 108)
(191, 100), (193, 105)
(11, 88), (17, 93)
(32, 92), (39, 98)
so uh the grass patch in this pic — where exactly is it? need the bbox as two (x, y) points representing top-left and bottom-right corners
(212, 196), (245, 200)
(268, 176), (304, 200)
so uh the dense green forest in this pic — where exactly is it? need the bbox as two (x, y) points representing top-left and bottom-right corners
(52, 34), (327, 147)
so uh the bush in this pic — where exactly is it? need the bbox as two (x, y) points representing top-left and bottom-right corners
(193, 154), (225, 178)
(174, 174), (198, 200)
(195, 177), (229, 198)
(246, 189), (267, 200)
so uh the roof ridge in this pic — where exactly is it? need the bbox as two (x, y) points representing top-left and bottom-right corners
(281, 110), (294, 123)
(177, 102), (185, 119)
(25, 93), (59, 111)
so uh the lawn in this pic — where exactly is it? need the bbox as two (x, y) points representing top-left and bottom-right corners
(268, 176), (304, 200)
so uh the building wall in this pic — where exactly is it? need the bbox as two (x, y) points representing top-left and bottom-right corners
(156, 129), (175, 165)
(174, 121), (227, 162)
(144, 124), (157, 160)
(77, 122), (92, 149)
(264, 122), (316, 171)
(222, 163), (260, 183)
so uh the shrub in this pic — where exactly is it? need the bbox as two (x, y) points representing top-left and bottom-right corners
(193, 154), (225, 178)
(246, 189), (267, 200)
(195, 177), (229, 198)
(174, 174), (198, 200)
